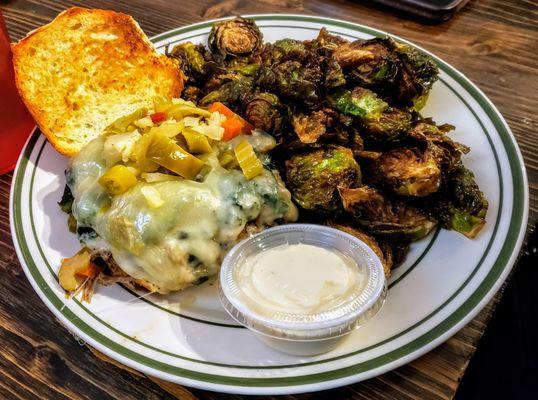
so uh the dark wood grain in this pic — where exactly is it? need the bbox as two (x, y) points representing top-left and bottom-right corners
(0, 0), (536, 399)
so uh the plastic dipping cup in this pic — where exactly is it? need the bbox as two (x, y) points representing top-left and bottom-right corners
(0, 11), (35, 175)
(219, 224), (387, 356)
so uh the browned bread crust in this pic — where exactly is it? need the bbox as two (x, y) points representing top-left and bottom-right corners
(12, 7), (184, 156)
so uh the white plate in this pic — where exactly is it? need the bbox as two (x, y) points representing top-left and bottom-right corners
(10, 15), (528, 395)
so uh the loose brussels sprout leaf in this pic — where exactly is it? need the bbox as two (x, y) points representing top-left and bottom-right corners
(328, 221), (392, 276)
(208, 17), (263, 57)
(286, 146), (361, 212)
(339, 186), (436, 239)
(333, 38), (398, 86)
(58, 184), (74, 213)
(292, 111), (328, 144)
(242, 92), (282, 133)
(329, 87), (387, 119)
(375, 147), (441, 196)
(315, 27), (349, 51)
(408, 119), (455, 138)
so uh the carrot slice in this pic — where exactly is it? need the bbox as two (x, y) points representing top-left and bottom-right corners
(208, 102), (235, 118)
(75, 262), (101, 279)
(222, 117), (245, 141)
(209, 102), (254, 138)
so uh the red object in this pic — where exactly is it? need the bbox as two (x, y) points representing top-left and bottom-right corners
(0, 11), (35, 175)
(149, 112), (167, 124)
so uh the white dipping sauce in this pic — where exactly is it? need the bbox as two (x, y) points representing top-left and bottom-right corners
(236, 243), (365, 315)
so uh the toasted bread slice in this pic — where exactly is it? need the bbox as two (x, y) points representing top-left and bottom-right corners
(12, 7), (183, 156)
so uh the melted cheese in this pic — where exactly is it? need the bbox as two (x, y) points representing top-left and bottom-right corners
(68, 136), (298, 292)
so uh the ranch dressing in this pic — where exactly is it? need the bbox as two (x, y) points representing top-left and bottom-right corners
(235, 243), (365, 316)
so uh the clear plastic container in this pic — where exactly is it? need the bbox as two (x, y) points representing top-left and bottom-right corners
(219, 224), (387, 355)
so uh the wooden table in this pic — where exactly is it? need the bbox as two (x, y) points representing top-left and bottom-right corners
(1, 1), (536, 399)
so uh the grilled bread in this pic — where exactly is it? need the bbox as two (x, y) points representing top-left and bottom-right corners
(12, 7), (183, 156)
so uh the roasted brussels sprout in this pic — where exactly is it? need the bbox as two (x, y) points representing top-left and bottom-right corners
(361, 107), (412, 141)
(168, 42), (206, 78)
(339, 186), (436, 239)
(408, 119), (468, 174)
(269, 60), (322, 106)
(323, 58), (346, 89)
(163, 20), (486, 250)
(330, 88), (411, 141)
(429, 165), (488, 238)
(333, 38), (398, 86)
(393, 42), (439, 109)
(243, 92), (282, 133)
(286, 146), (361, 212)
(226, 58), (260, 76)
(208, 17), (263, 57)
(374, 147), (441, 196)
(199, 75), (253, 107)
(378, 239), (410, 268)
(329, 87), (387, 119)
(181, 85), (202, 103)
(329, 221), (393, 276)
(271, 39), (309, 62)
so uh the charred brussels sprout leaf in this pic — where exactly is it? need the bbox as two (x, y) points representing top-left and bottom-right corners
(339, 186), (436, 239)
(208, 17), (262, 57)
(375, 147), (441, 196)
(58, 184), (74, 213)
(329, 87), (387, 119)
(315, 27), (349, 51)
(333, 38), (398, 86)
(292, 110), (329, 144)
(286, 146), (361, 212)
(243, 92), (282, 133)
